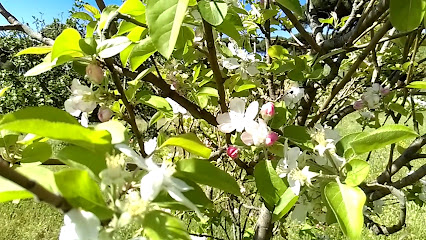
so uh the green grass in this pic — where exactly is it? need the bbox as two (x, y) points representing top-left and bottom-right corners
(0, 113), (425, 239)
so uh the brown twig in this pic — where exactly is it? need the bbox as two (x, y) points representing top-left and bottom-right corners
(0, 158), (72, 212)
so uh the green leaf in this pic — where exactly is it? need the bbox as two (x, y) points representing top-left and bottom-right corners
(143, 210), (190, 240)
(79, 37), (97, 55)
(71, 12), (93, 21)
(176, 158), (241, 196)
(146, 0), (189, 58)
(407, 81), (426, 89)
(55, 169), (113, 220)
(272, 187), (298, 221)
(84, 4), (100, 17)
(350, 124), (418, 154)
(160, 133), (212, 158)
(129, 37), (157, 71)
(0, 106), (112, 153)
(270, 101), (287, 129)
(198, 0), (228, 26)
(51, 28), (83, 60)
(95, 120), (127, 144)
(336, 132), (361, 159)
(21, 142), (52, 163)
(98, 5), (119, 33)
(283, 125), (310, 144)
(118, 0), (146, 16)
(56, 145), (107, 177)
(388, 103), (408, 116)
(197, 87), (219, 97)
(97, 36), (132, 58)
(0, 86), (11, 97)
(15, 46), (52, 56)
(268, 45), (289, 59)
(324, 182), (366, 240)
(345, 159), (370, 186)
(138, 93), (174, 118)
(276, 0), (303, 17)
(254, 160), (287, 207)
(390, 0), (426, 32)
(0, 166), (58, 203)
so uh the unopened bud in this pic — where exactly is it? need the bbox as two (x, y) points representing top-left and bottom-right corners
(98, 106), (113, 122)
(227, 146), (239, 159)
(260, 102), (275, 120)
(265, 132), (279, 146)
(86, 63), (104, 84)
(353, 100), (364, 110)
(380, 87), (390, 96)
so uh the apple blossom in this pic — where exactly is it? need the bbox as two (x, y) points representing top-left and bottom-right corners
(59, 209), (100, 240)
(216, 98), (259, 133)
(260, 102), (275, 120)
(240, 119), (269, 146)
(64, 79), (96, 117)
(227, 146), (239, 159)
(353, 100), (364, 110)
(114, 142), (205, 220)
(222, 42), (259, 79)
(284, 85), (304, 109)
(97, 106), (113, 122)
(265, 132), (279, 146)
(85, 62), (104, 84)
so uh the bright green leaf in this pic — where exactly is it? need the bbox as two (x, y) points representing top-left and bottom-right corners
(138, 93), (174, 118)
(0, 106), (111, 153)
(176, 158), (241, 196)
(15, 46), (52, 56)
(350, 124), (418, 154)
(272, 187), (298, 221)
(21, 142), (52, 163)
(268, 45), (289, 59)
(345, 159), (370, 186)
(143, 210), (190, 240)
(270, 102), (287, 129)
(51, 28), (83, 60)
(118, 0), (146, 16)
(129, 37), (157, 71)
(390, 0), (426, 32)
(324, 182), (366, 240)
(407, 81), (426, 89)
(198, 0), (228, 26)
(254, 160), (287, 207)
(146, 0), (189, 58)
(55, 169), (113, 220)
(0, 86), (11, 97)
(71, 12), (93, 21)
(160, 133), (212, 158)
(56, 145), (107, 177)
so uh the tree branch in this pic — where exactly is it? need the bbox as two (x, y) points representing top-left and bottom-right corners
(364, 183), (406, 235)
(0, 158), (72, 213)
(0, 3), (54, 45)
(202, 20), (227, 113)
(119, 67), (218, 126)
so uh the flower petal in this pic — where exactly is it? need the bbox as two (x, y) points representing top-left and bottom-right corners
(241, 131), (254, 146)
(140, 170), (164, 201)
(217, 112), (231, 125)
(115, 144), (148, 169)
(288, 176), (301, 195)
(244, 101), (259, 121)
(229, 98), (245, 114)
(167, 187), (206, 221)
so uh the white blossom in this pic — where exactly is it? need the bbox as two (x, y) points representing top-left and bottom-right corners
(114, 142), (205, 220)
(166, 97), (187, 115)
(222, 42), (259, 79)
(240, 119), (269, 146)
(284, 85), (304, 109)
(64, 79), (96, 117)
(216, 98), (259, 133)
(59, 209), (100, 240)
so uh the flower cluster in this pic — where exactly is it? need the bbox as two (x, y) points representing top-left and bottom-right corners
(353, 83), (390, 111)
(216, 98), (278, 147)
(222, 42), (260, 79)
(64, 79), (97, 127)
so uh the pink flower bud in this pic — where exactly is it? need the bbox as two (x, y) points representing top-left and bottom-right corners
(260, 102), (275, 120)
(353, 100), (364, 110)
(98, 106), (113, 122)
(380, 87), (390, 96)
(86, 63), (104, 84)
(265, 132), (279, 146)
(227, 146), (239, 159)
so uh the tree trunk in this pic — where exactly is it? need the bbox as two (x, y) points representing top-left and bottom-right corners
(254, 204), (273, 240)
